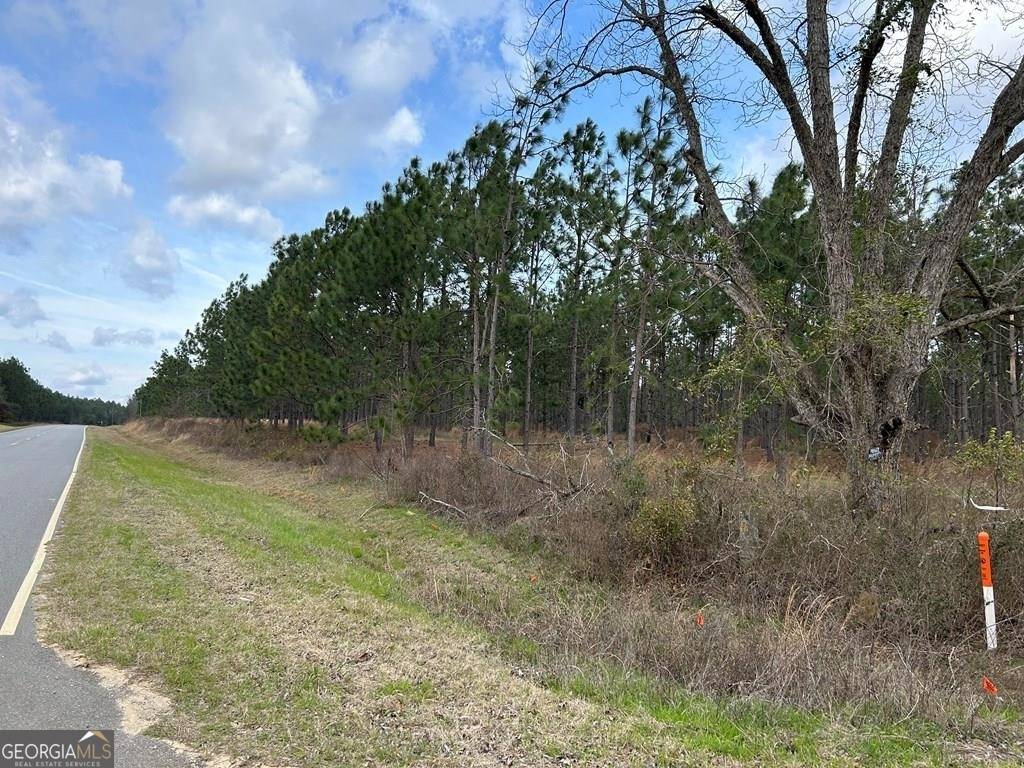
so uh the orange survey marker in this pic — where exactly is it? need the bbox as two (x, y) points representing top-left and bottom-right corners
(978, 532), (993, 587)
(977, 531), (997, 650)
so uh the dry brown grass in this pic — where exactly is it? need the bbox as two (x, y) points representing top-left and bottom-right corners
(47, 428), (733, 767)
(126, 418), (1024, 752)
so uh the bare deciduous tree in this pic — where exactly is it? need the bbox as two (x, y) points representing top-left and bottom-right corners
(530, 0), (1024, 513)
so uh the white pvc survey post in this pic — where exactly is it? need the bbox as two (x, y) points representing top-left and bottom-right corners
(977, 531), (997, 651)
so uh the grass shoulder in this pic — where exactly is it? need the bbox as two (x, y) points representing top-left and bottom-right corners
(38, 428), (1005, 766)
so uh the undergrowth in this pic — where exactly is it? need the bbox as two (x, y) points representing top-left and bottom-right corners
(130, 417), (1024, 754)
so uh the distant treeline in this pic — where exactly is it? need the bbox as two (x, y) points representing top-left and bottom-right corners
(132, 104), (1023, 462)
(0, 357), (127, 426)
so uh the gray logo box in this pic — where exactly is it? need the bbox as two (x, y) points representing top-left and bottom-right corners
(0, 730), (114, 768)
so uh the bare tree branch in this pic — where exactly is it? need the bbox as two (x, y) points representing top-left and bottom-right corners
(865, 0), (935, 278)
(805, 0), (841, 190)
(419, 492), (467, 517)
(933, 304), (1024, 336)
(1000, 136), (1024, 173)
(956, 256), (993, 309)
(696, 3), (819, 189)
(919, 58), (1024, 304)
(843, 0), (908, 198)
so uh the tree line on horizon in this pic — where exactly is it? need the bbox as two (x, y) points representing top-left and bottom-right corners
(0, 357), (127, 426)
(131, 93), (1023, 473)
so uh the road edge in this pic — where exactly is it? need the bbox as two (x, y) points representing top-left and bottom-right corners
(0, 425), (88, 636)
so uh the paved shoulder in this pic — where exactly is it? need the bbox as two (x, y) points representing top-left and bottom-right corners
(0, 425), (85, 634)
(0, 425), (197, 767)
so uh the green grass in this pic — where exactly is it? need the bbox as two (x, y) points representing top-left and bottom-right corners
(546, 663), (945, 766)
(375, 679), (435, 702)
(39, 430), (983, 766)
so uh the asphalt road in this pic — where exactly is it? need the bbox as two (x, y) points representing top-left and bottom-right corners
(0, 425), (197, 767)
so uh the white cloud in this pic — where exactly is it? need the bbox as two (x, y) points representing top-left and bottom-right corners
(64, 362), (110, 388)
(165, 7), (325, 198)
(339, 18), (437, 93)
(2, 0), (533, 266)
(168, 193), (282, 241)
(3, 1), (69, 40)
(119, 225), (180, 298)
(736, 123), (799, 188)
(0, 66), (131, 234)
(939, 2), (1023, 64)
(41, 329), (73, 352)
(0, 1), (534, 405)
(0, 287), (46, 327)
(856, 2), (1024, 169)
(4, 1), (190, 72)
(409, 0), (520, 31)
(156, 1), (529, 206)
(258, 163), (331, 199)
(67, 0), (189, 69)
(376, 106), (424, 151)
(92, 326), (156, 347)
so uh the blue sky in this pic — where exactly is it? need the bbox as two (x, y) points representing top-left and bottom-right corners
(0, 0), (557, 401)
(0, 1), (1017, 403)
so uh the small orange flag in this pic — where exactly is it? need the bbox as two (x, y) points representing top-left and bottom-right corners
(982, 676), (998, 695)
(695, 610), (705, 628)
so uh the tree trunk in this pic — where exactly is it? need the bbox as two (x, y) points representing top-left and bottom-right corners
(523, 325), (534, 456)
(523, 244), (539, 456)
(470, 272), (483, 453)
(402, 322), (417, 459)
(484, 259), (504, 457)
(734, 377), (745, 471)
(958, 368), (970, 445)
(990, 327), (1003, 434)
(1010, 314), (1021, 437)
(605, 284), (621, 450)
(404, 422), (414, 458)
(568, 312), (579, 440)
(605, 382), (615, 448)
(847, 446), (903, 518)
(773, 402), (790, 482)
(843, 386), (909, 518)
(432, 269), (447, 451)
(627, 289), (649, 456)
(657, 337), (668, 447)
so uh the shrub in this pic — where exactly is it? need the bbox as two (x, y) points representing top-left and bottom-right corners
(129, 418), (1024, 736)
(956, 429), (1024, 505)
(298, 423), (347, 445)
(621, 459), (700, 567)
(628, 492), (698, 566)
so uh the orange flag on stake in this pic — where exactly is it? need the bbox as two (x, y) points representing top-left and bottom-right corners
(695, 610), (705, 628)
(982, 676), (998, 696)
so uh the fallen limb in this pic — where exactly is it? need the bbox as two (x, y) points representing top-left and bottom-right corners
(474, 426), (589, 505)
(418, 491), (466, 517)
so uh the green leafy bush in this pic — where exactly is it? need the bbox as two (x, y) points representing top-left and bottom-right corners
(618, 458), (701, 566)
(628, 491), (698, 565)
(955, 428), (1024, 503)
